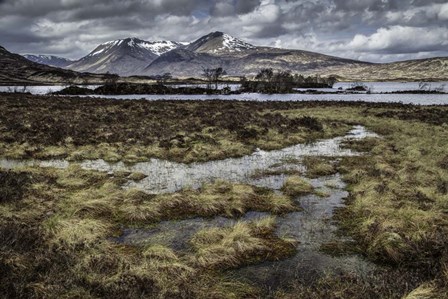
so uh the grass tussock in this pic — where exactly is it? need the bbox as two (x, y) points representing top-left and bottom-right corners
(190, 217), (296, 269)
(150, 180), (299, 221)
(302, 156), (337, 178)
(281, 175), (314, 196)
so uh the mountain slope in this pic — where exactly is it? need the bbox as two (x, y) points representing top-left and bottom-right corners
(23, 54), (73, 68)
(143, 32), (370, 77)
(185, 31), (256, 54)
(0, 45), (113, 85)
(68, 38), (182, 76)
(142, 32), (448, 80)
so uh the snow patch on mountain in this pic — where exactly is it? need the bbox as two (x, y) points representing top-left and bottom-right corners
(220, 33), (256, 52)
(89, 38), (181, 57)
(138, 41), (182, 56)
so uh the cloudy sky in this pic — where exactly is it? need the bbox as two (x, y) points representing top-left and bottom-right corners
(0, 0), (447, 62)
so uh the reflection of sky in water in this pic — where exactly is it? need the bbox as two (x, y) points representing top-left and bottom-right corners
(0, 126), (376, 194)
(80, 125), (376, 194)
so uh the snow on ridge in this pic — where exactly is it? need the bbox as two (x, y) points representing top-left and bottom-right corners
(138, 40), (181, 56)
(89, 38), (181, 56)
(221, 33), (255, 52)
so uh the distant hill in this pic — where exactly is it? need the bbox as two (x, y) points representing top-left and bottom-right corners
(23, 54), (74, 68)
(0, 46), (114, 85)
(321, 57), (448, 81)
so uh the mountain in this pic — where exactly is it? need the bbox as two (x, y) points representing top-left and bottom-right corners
(185, 31), (256, 54)
(142, 31), (370, 77)
(16, 31), (448, 81)
(23, 54), (73, 68)
(68, 37), (182, 76)
(0, 45), (114, 85)
(142, 31), (448, 80)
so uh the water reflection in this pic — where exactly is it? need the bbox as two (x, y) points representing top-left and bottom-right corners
(80, 126), (376, 194)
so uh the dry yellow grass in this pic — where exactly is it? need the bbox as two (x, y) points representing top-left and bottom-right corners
(281, 175), (314, 196)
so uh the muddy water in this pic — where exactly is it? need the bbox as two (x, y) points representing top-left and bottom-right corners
(0, 125), (377, 291)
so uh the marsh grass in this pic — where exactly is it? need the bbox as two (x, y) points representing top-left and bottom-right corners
(281, 175), (314, 196)
(302, 156), (337, 178)
(0, 166), (299, 298)
(274, 268), (435, 299)
(151, 180), (299, 221)
(190, 217), (296, 269)
(2, 98), (448, 297)
(0, 95), (346, 164)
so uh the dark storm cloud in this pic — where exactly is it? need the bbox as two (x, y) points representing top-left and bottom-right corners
(235, 0), (260, 14)
(0, 0), (447, 62)
(333, 0), (397, 12)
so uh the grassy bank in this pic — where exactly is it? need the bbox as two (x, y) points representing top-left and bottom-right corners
(1, 93), (448, 297)
(0, 166), (297, 298)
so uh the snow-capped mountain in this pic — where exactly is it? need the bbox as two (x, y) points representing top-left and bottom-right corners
(23, 54), (73, 68)
(68, 37), (183, 76)
(137, 40), (183, 56)
(143, 31), (371, 77)
(186, 31), (256, 54)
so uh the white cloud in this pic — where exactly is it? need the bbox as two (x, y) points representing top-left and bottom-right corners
(347, 25), (448, 53)
(438, 3), (448, 20)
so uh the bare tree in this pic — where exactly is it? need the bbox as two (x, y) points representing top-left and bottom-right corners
(212, 67), (224, 90)
(202, 67), (225, 90)
(158, 72), (172, 85)
(202, 68), (214, 90)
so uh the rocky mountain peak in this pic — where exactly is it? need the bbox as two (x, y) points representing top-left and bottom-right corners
(186, 31), (256, 54)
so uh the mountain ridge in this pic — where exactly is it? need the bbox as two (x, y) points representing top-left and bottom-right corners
(23, 54), (74, 68)
(67, 37), (182, 76)
(5, 31), (448, 81)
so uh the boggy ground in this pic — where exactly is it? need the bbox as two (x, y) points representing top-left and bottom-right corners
(0, 93), (342, 163)
(1, 93), (448, 298)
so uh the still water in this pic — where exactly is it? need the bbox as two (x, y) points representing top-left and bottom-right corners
(0, 126), (383, 292)
(1, 82), (447, 105)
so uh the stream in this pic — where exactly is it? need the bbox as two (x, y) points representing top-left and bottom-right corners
(0, 125), (378, 291)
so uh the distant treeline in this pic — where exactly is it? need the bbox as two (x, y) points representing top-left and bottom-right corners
(238, 69), (336, 93)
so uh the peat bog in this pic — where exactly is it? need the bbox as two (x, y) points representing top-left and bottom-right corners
(1, 93), (448, 298)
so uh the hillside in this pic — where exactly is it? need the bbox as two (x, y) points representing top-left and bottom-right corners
(142, 32), (370, 77)
(0, 46), (114, 85)
(68, 38), (182, 76)
(23, 54), (74, 68)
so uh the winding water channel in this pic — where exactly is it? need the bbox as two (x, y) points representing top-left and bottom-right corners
(0, 126), (379, 291)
